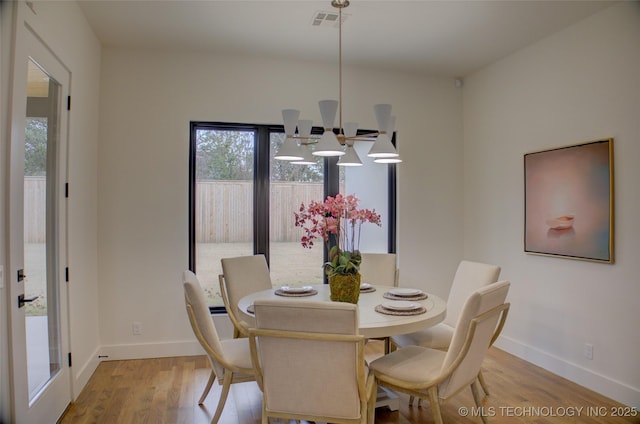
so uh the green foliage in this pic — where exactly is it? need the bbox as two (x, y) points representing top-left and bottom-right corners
(25, 118), (48, 176)
(196, 129), (323, 182)
(325, 246), (362, 276)
(270, 134), (323, 182)
(196, 129), (254, 180)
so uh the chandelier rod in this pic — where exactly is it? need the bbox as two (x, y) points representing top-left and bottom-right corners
(337, 1), (345, 138)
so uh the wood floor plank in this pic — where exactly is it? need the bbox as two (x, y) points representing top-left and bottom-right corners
(59, 346), (639, 424)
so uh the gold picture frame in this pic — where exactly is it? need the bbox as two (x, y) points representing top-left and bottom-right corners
(524, 138), (614, 263)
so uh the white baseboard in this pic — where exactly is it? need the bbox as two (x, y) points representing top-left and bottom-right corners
(99, 340), (204, 361)
(495, 336), (640, 408)
(97, 315), (233, 360)
(72, 346), (101, 399)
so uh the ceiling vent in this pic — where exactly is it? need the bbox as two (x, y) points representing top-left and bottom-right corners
(311, 10), (349, 28)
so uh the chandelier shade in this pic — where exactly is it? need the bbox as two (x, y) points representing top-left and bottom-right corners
(274, 109), (304, 161)
(274, 137), (303, 161)
(282, 109), (300, 136)
(368, 115), (399, 158)
(291, 146), (317, 165)
(275, 0), (401, 165)
(290, 119), (317, 164)
(373, 157), (403, 164)
(313, 129), (346, 156)
(337, 142), (363, 167)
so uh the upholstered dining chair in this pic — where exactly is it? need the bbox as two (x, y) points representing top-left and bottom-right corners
(183, 271), (255, 424)
(370, 280), (510, 424)
(390, 260), (500, 397)
(248, 299), (376, 424)
(360, 253), (399, 287)
(218, 274), (249, 338)
(220, 254), (273, 338)
(359, 253), (400, 353)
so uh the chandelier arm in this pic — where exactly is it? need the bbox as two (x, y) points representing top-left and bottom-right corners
(293, 133), (378, 145)
(351, 132), (378, 139)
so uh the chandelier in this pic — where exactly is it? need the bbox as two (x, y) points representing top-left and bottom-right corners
(275, 0), (402, 167)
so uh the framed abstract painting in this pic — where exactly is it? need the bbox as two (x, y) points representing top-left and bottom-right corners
(524, 138), (614, 263)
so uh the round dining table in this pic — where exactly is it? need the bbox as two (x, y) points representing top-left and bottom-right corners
(237, 284), (447, 340)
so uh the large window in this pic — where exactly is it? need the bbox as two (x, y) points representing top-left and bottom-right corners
(189, 122), (396, 311)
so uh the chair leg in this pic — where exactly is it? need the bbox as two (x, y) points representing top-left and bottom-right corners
(409, 395), (426, 407)
(427, 387), (443, 424)
(478, 369), (490, 396)
(211, 372), (233, 424)
(261, 400), (268, 424)
(199, 369), (217, 404)
(367, 380), (376, 424)
(367, 399), (376, 424)
(471, 379), (489, 424)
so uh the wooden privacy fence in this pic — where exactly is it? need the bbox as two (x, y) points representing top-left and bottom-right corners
(24, 178), (329, 243)
(24, 176), (46, 243)
(196, 180), (325, 243)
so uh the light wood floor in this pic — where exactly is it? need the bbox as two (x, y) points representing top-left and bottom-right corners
(60, 343), (638, 424)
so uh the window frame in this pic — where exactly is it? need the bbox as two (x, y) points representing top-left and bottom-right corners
(189, 121), (397, 313)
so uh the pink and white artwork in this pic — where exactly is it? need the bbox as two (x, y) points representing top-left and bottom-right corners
(524, 139), (613, 263)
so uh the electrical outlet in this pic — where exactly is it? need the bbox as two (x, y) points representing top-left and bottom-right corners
(132, 321), (142, 335)
(584, 343), (593, 360)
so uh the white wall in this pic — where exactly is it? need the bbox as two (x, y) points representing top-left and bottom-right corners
(463, 2), (640, 407)
(0, 0), (102, 410)
(96, 48), (463, 356)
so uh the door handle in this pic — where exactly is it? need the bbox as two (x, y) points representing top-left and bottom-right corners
(18, 293), (39, 308)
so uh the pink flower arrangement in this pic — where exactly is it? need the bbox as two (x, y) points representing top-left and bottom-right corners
(294, 193), (381, 275)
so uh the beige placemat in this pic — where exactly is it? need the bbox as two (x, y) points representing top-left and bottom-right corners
(383, 292), (428, 301)
(375, 304), (427, 316)
(274, 289), (318, 297)
(359, 287), (376, 293)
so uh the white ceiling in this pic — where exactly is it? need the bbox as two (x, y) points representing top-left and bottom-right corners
(77, 0), (617, 77)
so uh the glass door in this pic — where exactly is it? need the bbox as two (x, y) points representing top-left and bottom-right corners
(24, 58), (63, 401)
(8, 20), (71, 422)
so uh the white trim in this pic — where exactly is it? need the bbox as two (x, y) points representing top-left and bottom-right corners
(71, 346), (101, 399)
(495, 336), (640, 408)
(98, 340), (203, 361)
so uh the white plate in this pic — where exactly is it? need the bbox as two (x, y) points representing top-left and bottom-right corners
(389, 288), (422, 297)
(382, 301), (421, 311)
(360, 283), (372, 289)
(279, 285), (313, 293)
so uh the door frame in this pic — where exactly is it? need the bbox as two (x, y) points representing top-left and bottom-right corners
(6, 2), (72, 421)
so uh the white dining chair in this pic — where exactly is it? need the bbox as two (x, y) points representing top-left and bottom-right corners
(220, 254), (273, 338)
(390, 260), (500, 398)
(249, 299), (376, 424)
(359, 253), (399, 287)
(182, 270), (255, 423)
(371, 280), (510, 424)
